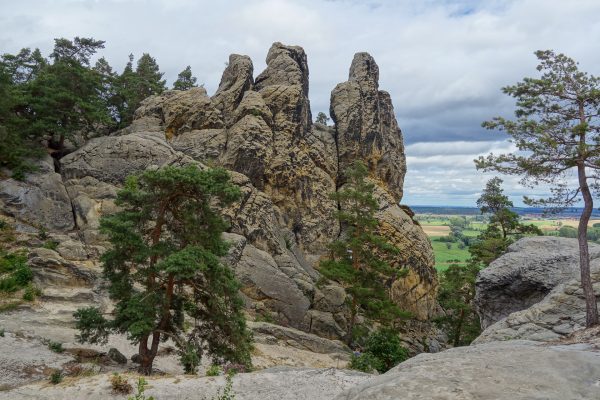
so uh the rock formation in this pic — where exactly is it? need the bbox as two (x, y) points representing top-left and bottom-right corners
(0, 42), (437, 345)
(335, 340), (600, 400)
(474, 236), (600, 343)
(4, 340), (600, 400)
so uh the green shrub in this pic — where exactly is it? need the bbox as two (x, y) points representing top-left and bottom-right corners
(0, 251), (32, 293)
(22, 284), (41, 301)
(42, 240), (59, 250)
(363, 328), (408, 373)
(348, 328), (409, 374)
(38, 227), (49, 240)
(206, 364), (221, 377)
(209, 372), (235, 400)
(49, 370), (63, 384)
(348, 352), (382, 373)
(128, 377), (155, 400)
(48, 341), (64, 353)
(0, 328), (4, 337)
(180, 344), (201, 374)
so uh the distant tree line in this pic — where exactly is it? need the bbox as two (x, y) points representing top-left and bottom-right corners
(0, 37), (198, 178)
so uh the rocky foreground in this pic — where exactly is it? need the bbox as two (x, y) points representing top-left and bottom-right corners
(2, 339), (599, 400)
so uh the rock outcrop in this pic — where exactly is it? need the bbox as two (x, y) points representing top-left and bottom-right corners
(0, 42), (437, 345)
(474, 236), (600, 343)
(4, 340), (600, 400)
(0, 156), (74, 231)
(474, 237), (599, 329)
(335, 340), (600, 400)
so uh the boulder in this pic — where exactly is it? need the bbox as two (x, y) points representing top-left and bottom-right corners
(474, 237), (600, 329)
(0, 156), (74, 231)
(474, 262), (600, 343)
(336, 340), (600, 400)
(107, 348), (127, 365)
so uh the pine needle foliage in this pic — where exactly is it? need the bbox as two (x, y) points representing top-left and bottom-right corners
(74, 165), (252, 374)
(319, 161), (408, 343)
(476, 50), (600, 326)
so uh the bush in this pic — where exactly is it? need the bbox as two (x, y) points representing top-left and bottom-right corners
(0, 251), (32, 293)
(363, 328), (408, 373)
(348, 328), (408, 374)
(110, 373), (133, 394)
(42, 240), (59, 250)
(128, 377), (155, 400)
(48, 341), (64, 353)
(349, 352), (383, 373)
(208, 372), (235, 400)
(206, 364), (221, 376)
(180, 344), (201, 374)
(22, 283), (41, 301)
(49, 370), (63, 384)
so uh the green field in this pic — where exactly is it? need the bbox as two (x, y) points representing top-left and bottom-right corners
(430, 236), (471, 271)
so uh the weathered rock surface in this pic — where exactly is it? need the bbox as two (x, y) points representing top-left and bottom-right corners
(4, 340), (600, 399)
(330, 52), (406, 201)
(336, 340), (600, 400)
(0, 367), (370, 400)
(1, 42), (437, 346)
(474, 237), (600, 343)
(0, 156), (74, 231)
(475, 237), (599, 329)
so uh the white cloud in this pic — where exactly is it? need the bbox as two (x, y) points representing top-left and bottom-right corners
(1, 0), (599, 205)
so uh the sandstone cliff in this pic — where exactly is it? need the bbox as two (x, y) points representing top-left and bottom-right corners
(0, 42), (437, 343)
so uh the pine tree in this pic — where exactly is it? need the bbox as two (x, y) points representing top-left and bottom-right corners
(319, 161), (408, 344)
(93, 57), (119, 125)
(477, 50), (600, 326)
(470, 178), (541, 264)
(25, 37), (109, 150)
(173, 65), (197, 91)
(74, 165), (253, 374)
(435, 262), (481, 347)
(115, 53), (166, 127)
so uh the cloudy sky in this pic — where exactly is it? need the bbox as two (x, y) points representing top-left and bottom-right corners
(2, 0), (600, 206)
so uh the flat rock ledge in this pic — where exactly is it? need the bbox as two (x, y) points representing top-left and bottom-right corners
(0, 367), (369, 400)
(3, 340), (600, 400)
(336, 340), (600, 400)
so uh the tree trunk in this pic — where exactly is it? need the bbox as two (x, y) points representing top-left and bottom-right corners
(453, 309), (465, 347)
(138, 336), (154, 375)
(577, 162), (599, 327)
(345, 298), (357, 345)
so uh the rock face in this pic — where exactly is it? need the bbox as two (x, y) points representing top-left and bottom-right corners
(331, 52), (406, 201)
(0, 156), (74, 231)
(474, 237), (600, 343)
(335, 340), (600, 400)
(0, 42), (437, 343)
(474, 237), (598, 329)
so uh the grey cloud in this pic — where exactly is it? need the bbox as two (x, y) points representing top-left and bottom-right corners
(2, 0), (598, 205)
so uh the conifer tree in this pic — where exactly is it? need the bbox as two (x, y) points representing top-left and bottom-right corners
(469, 177), (541, 264)
(319, 161), (407, 344)
(477, 50), (600, 326)
(115, 53), (166, 127)
(74, 165), (252, 374)
(173, 65), (198, 91)
(26, 37), (109, 150)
